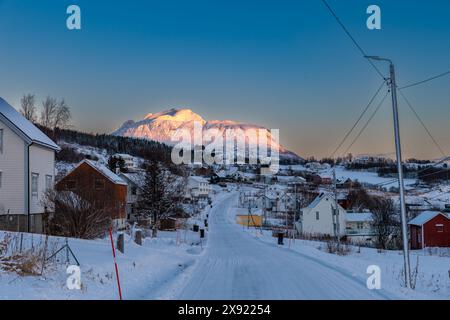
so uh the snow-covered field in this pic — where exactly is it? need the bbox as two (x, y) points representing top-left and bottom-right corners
(334, 166), (416, 189)
(0, 192), (219, 300)
(0, 229), (205, 300)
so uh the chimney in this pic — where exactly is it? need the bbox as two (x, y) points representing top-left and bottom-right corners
(116, 163), (120, 175)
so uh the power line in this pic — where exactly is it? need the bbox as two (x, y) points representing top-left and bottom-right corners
(330, 80), (387, 158)
(320, 0), (387, 80)
(342, 90), (389, 155)
(374, 158), (449, 188)
(413, 167), (449, 181)
(398, 89), (448, 158)
(426, 190), (450, 201)
(399, 70), (450, 90)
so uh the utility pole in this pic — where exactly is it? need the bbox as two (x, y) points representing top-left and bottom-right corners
(389, 62), (412, 288)
(333, 167), (340, 246)
(366, 56), (412, 288)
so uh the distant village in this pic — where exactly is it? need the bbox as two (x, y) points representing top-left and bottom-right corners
(1, 96), (450, 251)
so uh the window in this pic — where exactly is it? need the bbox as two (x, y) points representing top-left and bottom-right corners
(436, 224), (444, 233)
(0, 129), (3, 153)
(357, 222), (364, 229)
(66, 180), (76, 190)
(316, 211), (320, 220)
(45, 175), (53, 190)
(31, 173), (39, 198)
(131, 186), (137, 195)
(94, 178), (105, 190)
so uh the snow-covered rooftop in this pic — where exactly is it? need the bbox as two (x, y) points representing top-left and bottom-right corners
(82, 160), (127, 186)
(0, 97), (60, 151)
(113, 153), (134, 158)
(306, 192), (331, 209)
(120, 172), (145, 188)
(346, 212), (373, 223)
(408, 211), (449, 226)
(189, 176), (209, 183)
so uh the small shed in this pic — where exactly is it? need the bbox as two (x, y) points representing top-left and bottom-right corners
(159, 217), (178, 231)
(408, 211), (450, 249)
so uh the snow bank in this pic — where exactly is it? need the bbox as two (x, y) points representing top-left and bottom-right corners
(0, 229), (204, 300)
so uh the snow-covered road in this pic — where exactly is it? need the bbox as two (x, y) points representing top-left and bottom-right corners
(176, 193), (394, 300)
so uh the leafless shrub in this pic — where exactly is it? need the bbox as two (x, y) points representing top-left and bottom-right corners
(1, 252), (42, 276)
(411, 256), (420, 289)
(0, 233), (56, 276)
(42, 190), (111, 239)
(325, 240), (351, 256)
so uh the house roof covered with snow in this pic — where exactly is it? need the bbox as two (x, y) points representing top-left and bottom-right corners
(408, 211), (449, 226)
(215, 166), (239, 178)
(306, 192), (329, 209)
(277, 176), (306, 183)
(0, 97), (60, 151)
(346, 212), (373, 223)
(304, 192), (345, 211)
(70, 159), (128, 186)
(119, 172), (145, 188)
(113, 153), (134, 159)
(189, 176), (209, 183)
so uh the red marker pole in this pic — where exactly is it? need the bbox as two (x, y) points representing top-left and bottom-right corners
(109, 227), (123, 300)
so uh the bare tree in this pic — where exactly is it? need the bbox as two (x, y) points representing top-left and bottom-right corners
(370, 197), (401, 250)
(54, 99), (71, 129)
(42, 190), (111, 239)
(347, 188), (376, 212)
(20, 94), (37, 122)
(40, 96), (71, 129)
(40, 96), (58, 128)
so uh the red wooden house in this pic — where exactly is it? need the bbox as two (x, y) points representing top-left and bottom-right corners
(56, 159), (128, 228)
(408, 211), (450, 249)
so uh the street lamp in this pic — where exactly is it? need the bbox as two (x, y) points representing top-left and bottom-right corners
(365, 55), (412, 289)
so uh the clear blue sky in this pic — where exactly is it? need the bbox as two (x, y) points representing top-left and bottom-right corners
(0, 0), (449, 159)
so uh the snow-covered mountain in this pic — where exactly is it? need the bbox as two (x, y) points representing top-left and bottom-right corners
(112, 108), (302, 162)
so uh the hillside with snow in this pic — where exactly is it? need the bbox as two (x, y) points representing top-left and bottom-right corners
(112, 108), (303, 162)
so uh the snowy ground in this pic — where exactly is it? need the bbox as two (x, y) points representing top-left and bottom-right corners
(1, 190), (449, 300)
(235, 222), (450, 299)
(0, 229), (205, 300)
(168, 193), (395, 299)
(333, 166), (416, 189)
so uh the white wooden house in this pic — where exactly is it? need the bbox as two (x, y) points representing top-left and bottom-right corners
(345, 212), (375, 244)
(118, 172), (144, 221)
(295, 192), (346, 237)
(113, 153), (138, 171)
(0, 98), (60, 232)
(185, 176), (211, 199)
